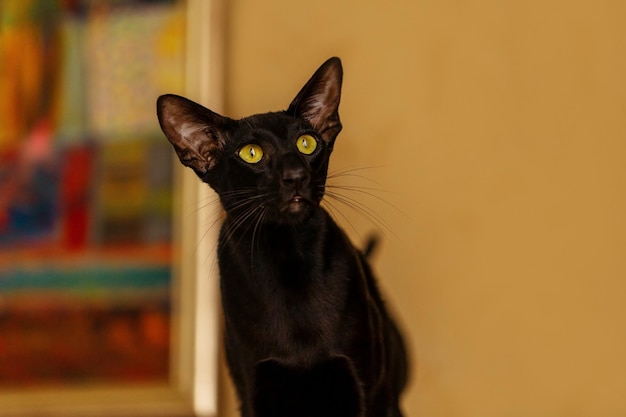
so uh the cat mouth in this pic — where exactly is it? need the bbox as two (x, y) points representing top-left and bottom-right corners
(282, 195), (310, 214)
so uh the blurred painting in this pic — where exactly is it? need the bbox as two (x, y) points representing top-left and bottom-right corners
(0, 0), (185, 386)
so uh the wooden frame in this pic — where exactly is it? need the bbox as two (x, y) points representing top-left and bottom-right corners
(0, 0), (224, 415)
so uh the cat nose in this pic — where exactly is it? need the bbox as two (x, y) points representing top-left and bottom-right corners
(282, 167), (307, 186)
(280, 155), (309, 188)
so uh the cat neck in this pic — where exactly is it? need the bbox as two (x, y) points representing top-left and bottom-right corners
(218, 207), (337, 281)
(222, 207), (328, 249)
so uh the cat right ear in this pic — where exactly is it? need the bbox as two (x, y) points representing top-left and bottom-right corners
(288, 57), (343, 148)
(157, 94), (231, 176)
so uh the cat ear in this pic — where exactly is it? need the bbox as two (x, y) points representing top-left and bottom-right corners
(288, 57), (343, 147)
(157, 94), (231, 176)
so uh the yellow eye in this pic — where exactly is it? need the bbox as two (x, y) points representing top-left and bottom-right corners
(238, 144), (264, 163)
(296, 134), (318, 155)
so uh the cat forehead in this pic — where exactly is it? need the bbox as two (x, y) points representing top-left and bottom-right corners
(236, 112), (309, 138)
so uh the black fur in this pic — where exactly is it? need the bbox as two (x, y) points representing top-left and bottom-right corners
(157, 57), (408, 417)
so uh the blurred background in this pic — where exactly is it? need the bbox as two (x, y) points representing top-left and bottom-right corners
(2, 0), (626, 416)
(0, 0), (184, 390)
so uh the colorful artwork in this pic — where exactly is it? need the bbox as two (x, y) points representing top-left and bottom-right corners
(0, 0), (185, 387)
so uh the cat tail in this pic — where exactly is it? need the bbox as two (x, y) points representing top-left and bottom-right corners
(363, 234), (380, 259)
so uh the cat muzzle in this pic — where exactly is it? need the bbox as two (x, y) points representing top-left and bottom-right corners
(284, 195), (308, 213)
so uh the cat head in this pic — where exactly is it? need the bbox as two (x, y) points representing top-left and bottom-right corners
(157, 57), (343, 225)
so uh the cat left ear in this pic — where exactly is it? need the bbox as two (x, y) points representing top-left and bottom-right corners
(157, 94), (231, 177)
(288, 57), (343, 148)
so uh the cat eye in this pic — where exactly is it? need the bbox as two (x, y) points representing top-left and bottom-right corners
(296, 134), (318, 155)
(238, 144), (264, 164)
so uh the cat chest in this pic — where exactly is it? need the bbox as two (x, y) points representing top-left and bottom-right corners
(223, 273), (344, 361)
(219, 243), (352, 359)
(260, 291), (340, 360)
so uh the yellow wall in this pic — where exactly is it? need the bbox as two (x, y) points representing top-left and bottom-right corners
(221, 0), (626, 415)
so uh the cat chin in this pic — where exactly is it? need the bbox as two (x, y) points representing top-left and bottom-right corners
(275, 200), (318, 225)
(285, 197), (307, 214)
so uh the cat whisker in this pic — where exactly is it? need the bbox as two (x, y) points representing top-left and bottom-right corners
(321, 166), (409, 243)
(250, 206), (267, 266)
(198, 212), (226, 274)
(323, 190), (396, 240)
(188, 196), (221, 218)
(219, 195), (270, 256)
(191, 187), (257, 210)
(328, 165), (386, 176)
(327, 166), (387, 187)
(194, 189), (270, 264)
(325, 184), (409, 219)
(219, 209), (256, 254)
(321, 196), (364, 241)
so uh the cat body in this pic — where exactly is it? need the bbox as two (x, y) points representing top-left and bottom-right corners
(157, 58), (408, 417)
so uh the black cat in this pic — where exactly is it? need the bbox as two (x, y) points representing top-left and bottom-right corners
(157, 57), (408, 417)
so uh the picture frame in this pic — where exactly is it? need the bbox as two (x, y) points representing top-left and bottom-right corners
(0, 0), (224, 415)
